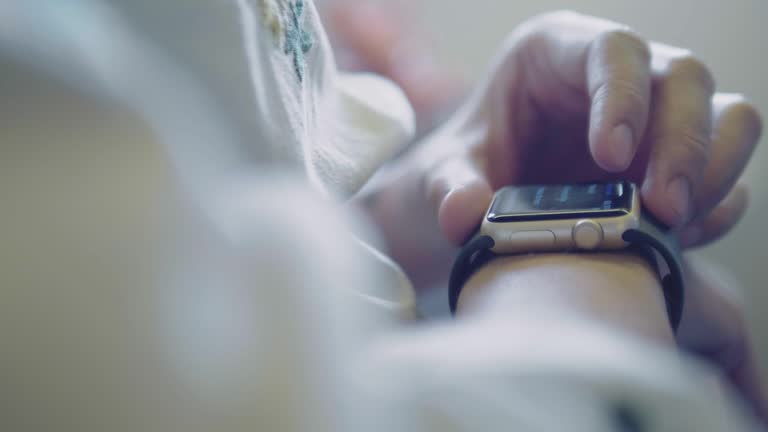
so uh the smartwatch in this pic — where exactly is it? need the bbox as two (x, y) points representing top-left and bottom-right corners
(448, 181), (685, 331)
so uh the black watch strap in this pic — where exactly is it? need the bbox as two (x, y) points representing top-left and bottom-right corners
(448, 216), (685, 332)
(448, 234), (495, 315)
(622, 215), (685, 332)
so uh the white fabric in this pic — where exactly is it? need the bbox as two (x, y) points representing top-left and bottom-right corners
(0, 1), (758, 431)
(0, 0), (416, 317)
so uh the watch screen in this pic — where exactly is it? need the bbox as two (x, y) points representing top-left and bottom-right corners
(487, 182), (634, 222)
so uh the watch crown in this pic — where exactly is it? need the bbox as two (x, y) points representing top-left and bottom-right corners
(573, 220), (604, 250)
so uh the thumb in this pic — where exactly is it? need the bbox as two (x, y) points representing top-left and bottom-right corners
(424, 155), (493, 245)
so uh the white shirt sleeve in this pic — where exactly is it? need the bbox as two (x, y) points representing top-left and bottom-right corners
(354, 314), (760, 432)
(104, 0), (414, 198)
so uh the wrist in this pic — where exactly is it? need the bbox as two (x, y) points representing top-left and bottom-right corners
(458, 252), (676, 345)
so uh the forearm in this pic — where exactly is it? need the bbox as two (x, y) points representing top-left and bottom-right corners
(458, 252), (676, 345)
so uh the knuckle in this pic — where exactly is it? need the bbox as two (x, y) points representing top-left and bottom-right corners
(506, 10), (581, 50)
(505, 10), (579, 52)
(667, 55), (715, 91)
(503, 25), (546, 58)
(538, 9), (583, 25)
(598, 28), (651, 62)
(677, 126), (712, 167)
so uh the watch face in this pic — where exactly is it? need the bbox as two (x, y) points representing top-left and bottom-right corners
(487, 182), (634, 222)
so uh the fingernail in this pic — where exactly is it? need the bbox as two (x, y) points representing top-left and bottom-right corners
(612, 124), (634, 170)
(667, 177), (692, 225)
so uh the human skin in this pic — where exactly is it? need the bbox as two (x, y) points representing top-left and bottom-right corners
(337, 8), (766, 423)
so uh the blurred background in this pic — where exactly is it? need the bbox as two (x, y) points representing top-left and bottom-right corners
(414, 0), (768, 365)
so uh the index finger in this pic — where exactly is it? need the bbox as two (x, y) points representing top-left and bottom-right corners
(489, 11), (653, 178)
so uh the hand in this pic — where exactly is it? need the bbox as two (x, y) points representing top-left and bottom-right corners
(677, 255), (768, 423)
(417, 10), (761, 247)
(413, 10), (764, 422)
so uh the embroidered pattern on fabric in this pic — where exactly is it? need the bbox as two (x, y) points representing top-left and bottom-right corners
(283, 0), (314, 83)
(258, 0), (283, 42)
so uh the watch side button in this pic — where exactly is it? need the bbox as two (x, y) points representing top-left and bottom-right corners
(506, 230), (556, 249)
(573, 220), (604, 250)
